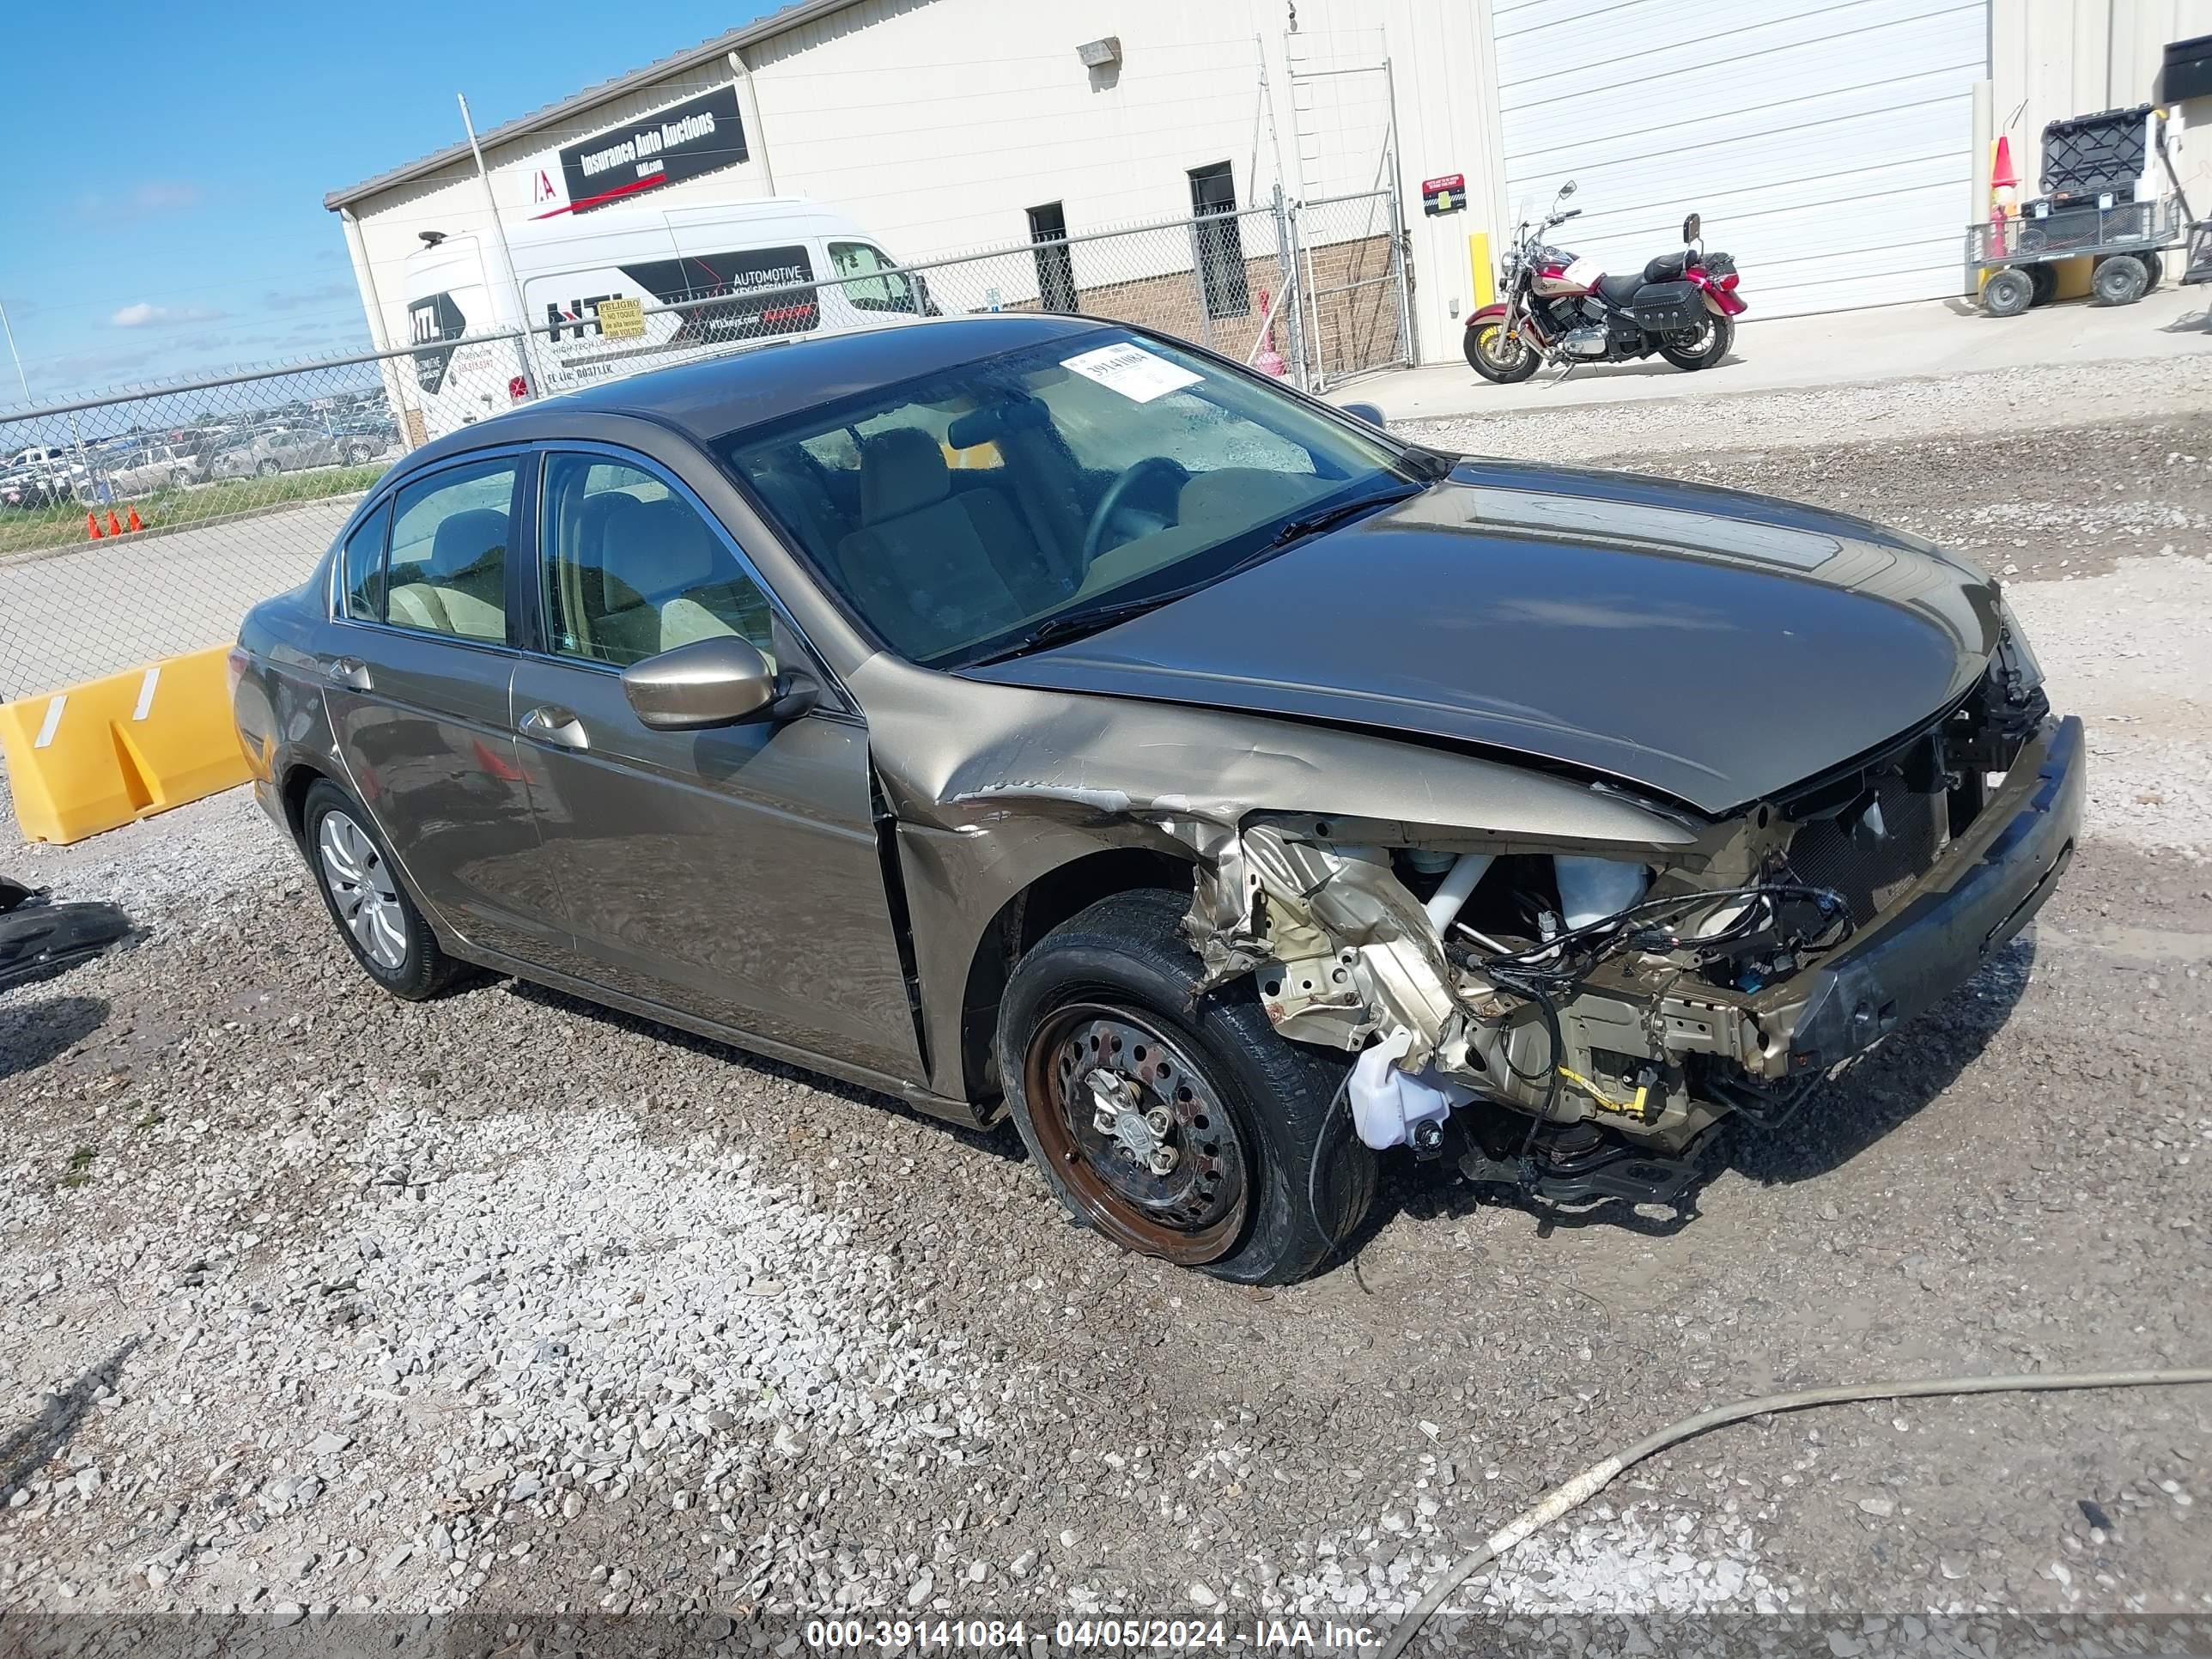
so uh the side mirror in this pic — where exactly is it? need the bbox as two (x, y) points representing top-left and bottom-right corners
(1682, 212), (1702, 245)
(1559, 179), (1577, 198)
(1340, 401), (1387, 430)
(621, 635), (784, 730)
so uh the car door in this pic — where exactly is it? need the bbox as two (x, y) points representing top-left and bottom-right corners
(507, 446), (923, 1082)
(322, 453), (564, 963)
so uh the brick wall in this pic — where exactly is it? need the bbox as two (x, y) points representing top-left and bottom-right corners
(1009, 232), (1406, 380)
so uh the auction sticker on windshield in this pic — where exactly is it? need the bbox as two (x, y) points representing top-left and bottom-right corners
(1062, 342), (1202, 403)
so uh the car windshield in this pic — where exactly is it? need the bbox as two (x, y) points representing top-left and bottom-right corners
(717, 328), (1417, 666)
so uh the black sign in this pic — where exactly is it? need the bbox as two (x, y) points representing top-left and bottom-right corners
(1422, 173), (1467, 216)
(556, 84), (748, 215)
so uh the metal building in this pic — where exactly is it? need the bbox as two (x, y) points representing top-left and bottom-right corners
(325, 0), (2212, 372)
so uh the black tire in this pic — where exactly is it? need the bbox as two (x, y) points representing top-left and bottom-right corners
(2092, 253), (2149, 306)
(1981, 267), (2036, 317)
(1465, 318), (1539, 384)
(2027, 263), (2058, 307)
(1658, 313), (1734, 370)
(257, 459), (281, 477)
(994, 888), (1376, 1285)
(2140, 252), (2164, 292)
(301, 779), (462, 1001)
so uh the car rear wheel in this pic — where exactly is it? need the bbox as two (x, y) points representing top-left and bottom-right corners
(301, 779), (461, 1000)
(257, 459), (281, 477)
(995, 888), (1375, 1284)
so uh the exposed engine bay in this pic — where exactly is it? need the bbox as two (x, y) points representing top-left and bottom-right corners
(1170, 640), (2057, 1207)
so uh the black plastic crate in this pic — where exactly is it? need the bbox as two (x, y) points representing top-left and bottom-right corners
(2039, 106), (2153, 201)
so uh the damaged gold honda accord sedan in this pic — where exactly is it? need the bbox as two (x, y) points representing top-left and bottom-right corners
(233, 315), (2082, 1283)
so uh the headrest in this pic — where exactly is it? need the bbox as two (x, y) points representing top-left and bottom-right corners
(599, 496), (721, 605)
(860, 428), (951, 521)
(428, 507), (507, 578)
(573, 490), (635, 568)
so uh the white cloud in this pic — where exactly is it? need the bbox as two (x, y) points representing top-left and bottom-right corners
(109, 302), (225, 329)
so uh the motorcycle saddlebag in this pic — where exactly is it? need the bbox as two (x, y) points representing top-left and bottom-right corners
(1629, 280), (1705, 332)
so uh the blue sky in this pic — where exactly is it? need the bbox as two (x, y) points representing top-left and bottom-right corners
(0, 1), (774, 404)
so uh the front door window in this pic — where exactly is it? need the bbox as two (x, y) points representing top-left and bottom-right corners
(538, 455), (778, 668)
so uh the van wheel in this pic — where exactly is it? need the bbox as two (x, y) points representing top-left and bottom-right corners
(995, 888), (1375, 1285)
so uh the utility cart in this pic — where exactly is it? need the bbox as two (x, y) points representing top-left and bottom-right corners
(1969, 104), (2191, 317)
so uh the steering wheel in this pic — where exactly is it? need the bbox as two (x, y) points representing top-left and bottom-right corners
(1080, 456), (1188, 565)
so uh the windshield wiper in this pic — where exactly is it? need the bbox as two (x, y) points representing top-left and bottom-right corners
(1261, 483), (1423, 551)
(968, 595), (1172, 665)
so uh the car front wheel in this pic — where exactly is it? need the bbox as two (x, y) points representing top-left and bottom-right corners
(995, 887), (1375, 1285)
(301, 778), (461, 1000)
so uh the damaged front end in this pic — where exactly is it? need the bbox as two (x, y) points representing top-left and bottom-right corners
(1172, 647), (2083, 1209)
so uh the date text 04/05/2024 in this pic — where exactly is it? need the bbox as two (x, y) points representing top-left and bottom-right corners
(801, 1618), (1384, 1650)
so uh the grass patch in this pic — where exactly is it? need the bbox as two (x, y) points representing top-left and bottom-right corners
(60, 1146), (96, 1188)
(0, 465), (391, 558)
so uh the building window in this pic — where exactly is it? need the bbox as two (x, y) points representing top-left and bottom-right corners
(1188, 162), (1250, 320)
(1028, 203), (1078, 314)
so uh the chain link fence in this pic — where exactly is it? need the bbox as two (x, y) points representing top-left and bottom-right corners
(0, 191), (1408, 702)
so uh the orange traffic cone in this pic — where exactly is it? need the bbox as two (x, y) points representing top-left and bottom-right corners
(1990, 135), (2019, 192)
(125, 506), (144, 532)
(106, 510), (124, 538)
(86, 512), (103, 540)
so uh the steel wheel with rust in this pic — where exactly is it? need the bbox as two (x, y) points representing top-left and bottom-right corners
(1024, 1003), (1252, 1266)
(996, 888), (1376, 1284)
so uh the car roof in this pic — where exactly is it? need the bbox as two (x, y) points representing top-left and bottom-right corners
(412, 314), (1115, 467)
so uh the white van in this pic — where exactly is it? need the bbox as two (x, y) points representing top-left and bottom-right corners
(401, 197), (926, 436)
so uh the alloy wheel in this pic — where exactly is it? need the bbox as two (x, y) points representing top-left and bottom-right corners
(1023, 1002), (1249, 1265)
(316, 810), (408, 971)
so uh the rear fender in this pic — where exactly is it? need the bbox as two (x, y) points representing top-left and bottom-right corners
(1686, 269), (1747, 317)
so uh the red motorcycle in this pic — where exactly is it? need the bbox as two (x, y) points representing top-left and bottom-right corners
(1464, 183), (1747, 383)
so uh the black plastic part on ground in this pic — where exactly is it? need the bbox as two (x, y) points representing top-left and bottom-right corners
(0, 896), (131, 991)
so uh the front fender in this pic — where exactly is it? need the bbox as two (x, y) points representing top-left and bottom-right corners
(1466, 302), (1512, 329)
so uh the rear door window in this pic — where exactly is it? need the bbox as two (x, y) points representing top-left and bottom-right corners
(384, 460), (519, 643)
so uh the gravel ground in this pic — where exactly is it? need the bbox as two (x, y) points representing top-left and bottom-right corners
(3, 357), (2209, 1648)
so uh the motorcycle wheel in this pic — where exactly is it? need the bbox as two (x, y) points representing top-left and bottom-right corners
(1466, 319), (1539, 384)
(1658, 314), (1734, 371)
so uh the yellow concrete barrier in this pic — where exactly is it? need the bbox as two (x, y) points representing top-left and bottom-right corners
(0, 646), (250, 844)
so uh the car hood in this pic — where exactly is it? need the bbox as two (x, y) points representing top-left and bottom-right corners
(965, 461), (2004, 817)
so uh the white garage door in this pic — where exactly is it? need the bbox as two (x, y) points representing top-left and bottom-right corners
(1492, 0), (1990, 318)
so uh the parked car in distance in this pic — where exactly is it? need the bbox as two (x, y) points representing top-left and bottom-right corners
(102, 441), (206, 498)
(232, 316), (2083, 1285)
(210, 423), (382, 480)
(0, 462), (70, 510)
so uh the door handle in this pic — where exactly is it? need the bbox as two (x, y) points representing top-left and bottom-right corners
(325, 656), (372, 691)
(518, 704), (589, 751)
